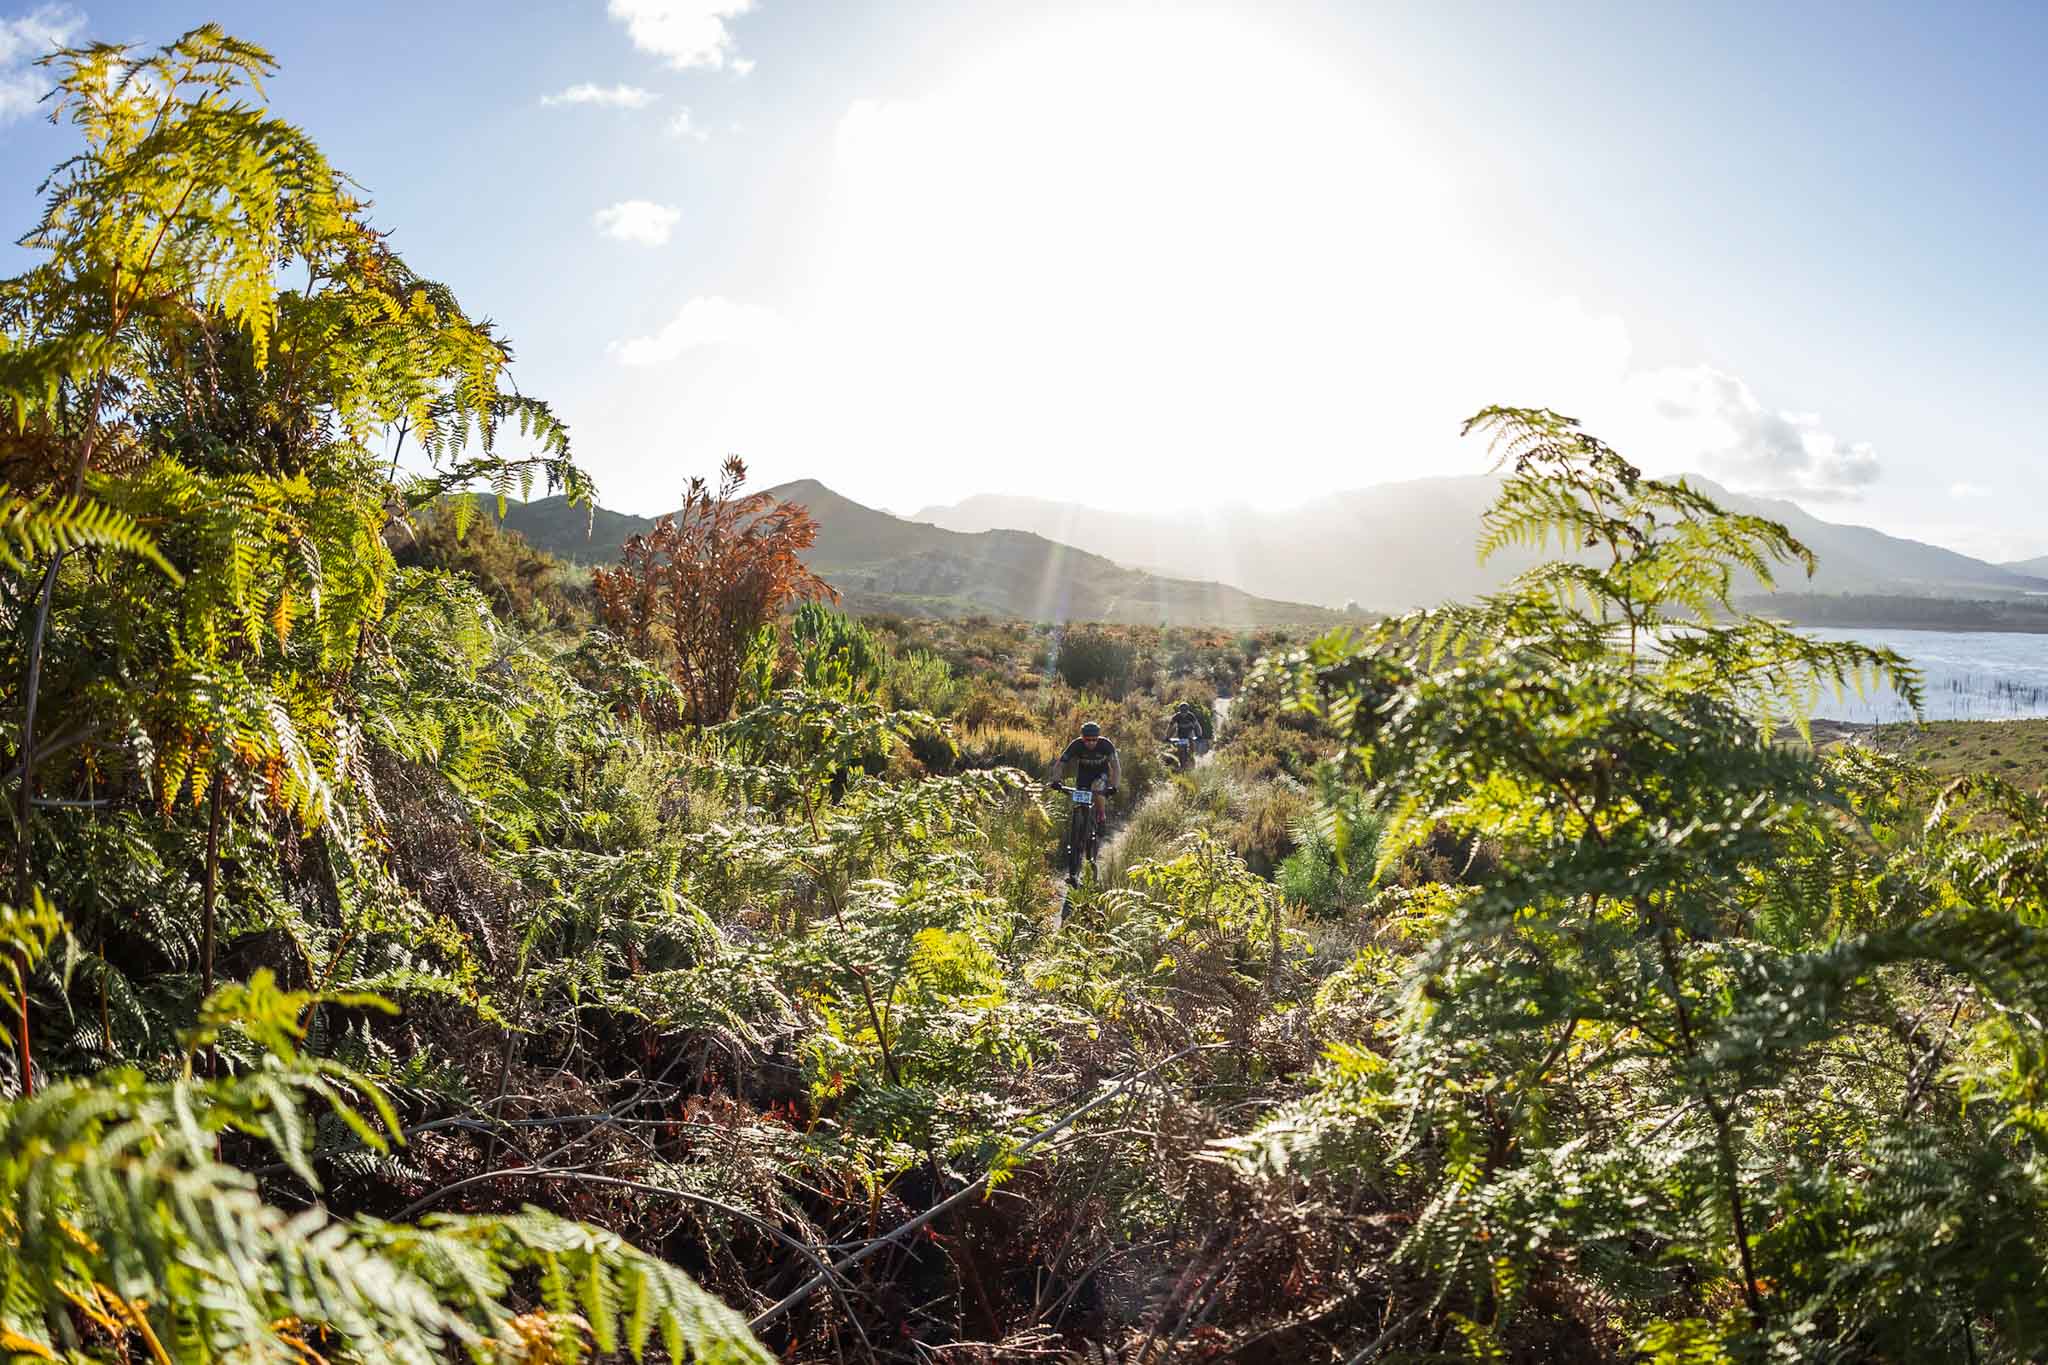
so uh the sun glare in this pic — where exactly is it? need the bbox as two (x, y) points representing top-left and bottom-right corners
(770, 12), (1493, 512)
(598, 6), (1890, 530)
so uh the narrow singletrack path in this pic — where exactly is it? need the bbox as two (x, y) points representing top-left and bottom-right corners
(1059, 694), (1233, 919)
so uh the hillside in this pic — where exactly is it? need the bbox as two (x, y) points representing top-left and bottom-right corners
(468, 495), (655, 562)
(1743, 592), (2048, 633)
(920, 478), (2048, 612)
(471, 481), (1344, 628)
(1861, 717), (2048, 790)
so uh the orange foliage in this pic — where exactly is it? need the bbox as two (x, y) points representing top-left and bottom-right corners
(592, 456), (836, 725)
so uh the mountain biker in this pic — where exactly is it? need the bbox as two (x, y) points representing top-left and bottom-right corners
(1163, 703), (1204, 769)
(1052, 722), (1120, 870)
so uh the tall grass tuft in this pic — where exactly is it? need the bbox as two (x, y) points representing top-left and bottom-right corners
(959, 724), (1059, 773)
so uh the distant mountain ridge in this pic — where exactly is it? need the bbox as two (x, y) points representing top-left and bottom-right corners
(917, 477), (2048, 611)
(472, 481), (1344, 628)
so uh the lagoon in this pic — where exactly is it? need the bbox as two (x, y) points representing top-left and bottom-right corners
(1802, 627), (2048, 723)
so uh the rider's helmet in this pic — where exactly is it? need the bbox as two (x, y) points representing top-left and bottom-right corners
(1080, 721), (1101, 739)
(1176, 701), (1194, 714)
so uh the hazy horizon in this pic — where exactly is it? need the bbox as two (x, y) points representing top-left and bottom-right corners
(5, 2), (2045, 559)
(547, 466), (2048, 573)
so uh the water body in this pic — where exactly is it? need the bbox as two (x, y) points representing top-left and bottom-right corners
(1800, 628), (2048, 723)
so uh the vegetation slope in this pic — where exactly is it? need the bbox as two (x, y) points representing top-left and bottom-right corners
(481, 483), (1345, 628)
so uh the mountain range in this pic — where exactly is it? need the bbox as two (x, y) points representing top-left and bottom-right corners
(479, 481), (1346, 627)
(478, 472), (2048, 628)
(916, 476), (2048, 612)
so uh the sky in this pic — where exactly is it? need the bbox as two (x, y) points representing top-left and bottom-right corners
(2, 1), (2046, 560)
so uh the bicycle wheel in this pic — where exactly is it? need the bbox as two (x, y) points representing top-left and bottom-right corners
(1067, 807), (1086, 881)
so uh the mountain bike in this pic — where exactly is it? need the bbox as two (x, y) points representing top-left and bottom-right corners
(1168, 735), (1195, 772)
(1049, 782), (1114, 885)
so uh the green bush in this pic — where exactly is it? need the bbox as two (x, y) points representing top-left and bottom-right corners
(1055, 628), (1136, 697)
(791, 602), (885, 697)
(1276, 811), (1380, 919)
(886, 647), (963, 716)
(1389, 820), (1499, 886)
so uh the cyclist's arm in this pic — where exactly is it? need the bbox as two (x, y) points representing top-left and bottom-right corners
(1109, 751), (1123, 790)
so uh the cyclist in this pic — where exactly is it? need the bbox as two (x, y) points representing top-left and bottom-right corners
(1167, 701), (1206, 749)
(1052, 721), (1120, 879)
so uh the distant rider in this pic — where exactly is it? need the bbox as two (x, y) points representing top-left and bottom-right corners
(1053, 722), (1120, 867)
(1167, 701), (1206, 749)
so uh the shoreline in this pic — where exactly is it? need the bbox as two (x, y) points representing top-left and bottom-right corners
(1786, 715), (2048, 747)
(1782, 621), (2048, 636)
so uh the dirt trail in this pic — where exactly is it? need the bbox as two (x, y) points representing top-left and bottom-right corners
(1053, 695), (1234, 924)
(1094, 694), (1232, 875)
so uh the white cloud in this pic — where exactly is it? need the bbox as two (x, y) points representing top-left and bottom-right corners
(666, 108), (708, 141)
(1950, 481), (1991, 499)
(592, 200), (681, 246)
(606, 0), (753, 71)
(0, 5), (82, 121)
(1621, 366), (1880, 500)
(541, 82), (657, 108)
(609, 296), (787, 365)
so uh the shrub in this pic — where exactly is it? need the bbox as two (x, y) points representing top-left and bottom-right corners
(887, 648), (964, 716)
(1055, 628), (1135, 697)
(592, 457), (836, 724)
(581, 747), (672, 852)
(394, 502), (589, 628)
(1098, 784), (1198, 884)
(1391, 820), (1499, 886)
(791, 602), (886, 697)
(1216, 714), (1329, 781)
(1277, 811), (1380, 919)
(1216, 673), (1337, 779)
(906, 724), (961, 775)
(958, 681), (1038, 730)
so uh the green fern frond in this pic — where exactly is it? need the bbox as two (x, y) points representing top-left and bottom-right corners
(0, 488), (177, 579)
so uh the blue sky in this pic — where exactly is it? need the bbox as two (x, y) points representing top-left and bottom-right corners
(2, 1), (2044, 560)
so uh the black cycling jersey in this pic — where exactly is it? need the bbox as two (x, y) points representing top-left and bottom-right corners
(1059, 736), (1118, 786)
(1170, 712), (1203, 740)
